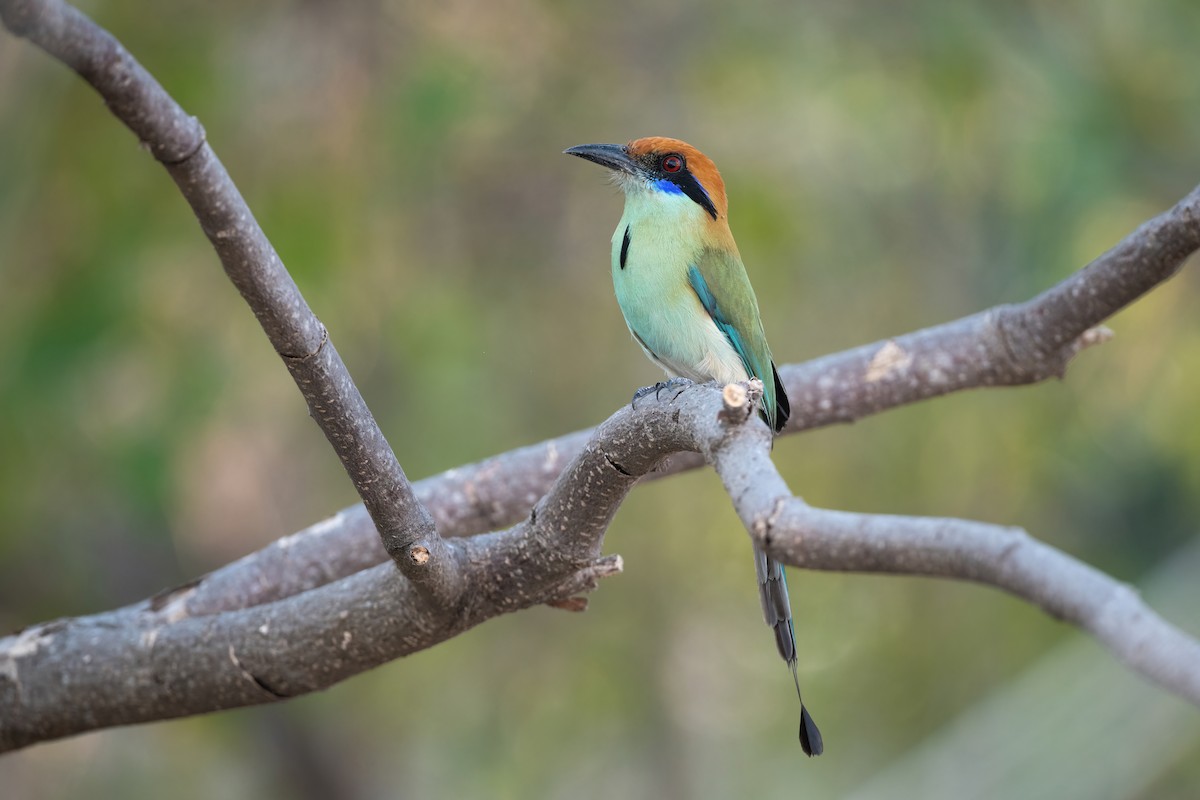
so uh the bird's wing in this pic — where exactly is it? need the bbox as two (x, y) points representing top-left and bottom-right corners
(687, 248), (789, 431)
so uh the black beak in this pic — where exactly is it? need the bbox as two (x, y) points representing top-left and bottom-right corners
(563, 143), (639, 175)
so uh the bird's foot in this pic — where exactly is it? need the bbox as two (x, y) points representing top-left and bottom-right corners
(631, 377), (692, 409)
(631, 382), (664, 405)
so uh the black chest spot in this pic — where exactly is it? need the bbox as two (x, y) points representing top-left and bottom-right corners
(619, 225), (631, 270)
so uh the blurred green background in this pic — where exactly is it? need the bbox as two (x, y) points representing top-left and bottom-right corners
(2, 0), (1200, 797)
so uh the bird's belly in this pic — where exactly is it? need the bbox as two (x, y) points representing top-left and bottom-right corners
(613, 265), (748, 385)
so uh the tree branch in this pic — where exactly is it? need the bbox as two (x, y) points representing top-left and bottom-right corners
(0, 0), (454, 597)
(0, 381), (703, 751)
(2, 0), (1198, 756)
(781, 173), (1199, 430)
(5, 375), (1200, 749)
(704, 412), (1200, 707)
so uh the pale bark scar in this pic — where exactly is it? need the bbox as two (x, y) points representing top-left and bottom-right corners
(865, 340), (912, 382)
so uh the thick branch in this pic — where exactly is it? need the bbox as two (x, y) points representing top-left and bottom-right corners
(4, 374), (1199, 748)
(0, 0), (451, 592)
(784, 179), (1199, 429)
(705, 417), (1200, 708)
(771, 503), (1200, 705)
(0, 384), (705, 751)
(2, 0), (1198, 756)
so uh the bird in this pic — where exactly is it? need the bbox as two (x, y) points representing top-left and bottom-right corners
(565, 136), (823, 756)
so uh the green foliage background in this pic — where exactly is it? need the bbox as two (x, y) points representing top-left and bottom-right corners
(2, 0), (1199, 797)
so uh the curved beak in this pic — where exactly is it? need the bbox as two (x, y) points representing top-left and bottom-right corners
(563, 143), (638, 176)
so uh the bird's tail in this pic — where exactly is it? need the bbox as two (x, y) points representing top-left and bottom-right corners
(754, 545), (823, 756)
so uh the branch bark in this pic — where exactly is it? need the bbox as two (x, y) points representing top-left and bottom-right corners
(2, 0), (1198, 756)
(706, 406), (1200, 707)
(4, 373), (1200, 749)
(0, 0), (456, 598)
(0, 382), (699, 751)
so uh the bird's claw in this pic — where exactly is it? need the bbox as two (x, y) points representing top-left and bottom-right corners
(631, 382), (664, 405)
(630, 377), (692, 409)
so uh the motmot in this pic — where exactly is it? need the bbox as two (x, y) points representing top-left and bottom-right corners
(565, 137), (823, 756)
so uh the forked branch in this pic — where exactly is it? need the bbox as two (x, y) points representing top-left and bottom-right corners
(1, 0), (1198, 756)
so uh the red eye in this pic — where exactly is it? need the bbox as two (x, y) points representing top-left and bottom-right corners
(662, 154), (683, 173)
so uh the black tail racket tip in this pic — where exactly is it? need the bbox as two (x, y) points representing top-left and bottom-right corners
(791, 661), (824, 757)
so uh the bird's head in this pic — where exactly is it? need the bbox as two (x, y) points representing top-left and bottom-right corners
(564, 136), (728, 221)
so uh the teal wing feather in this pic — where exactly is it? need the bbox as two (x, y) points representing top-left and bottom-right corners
(686, 249), (789, 432)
